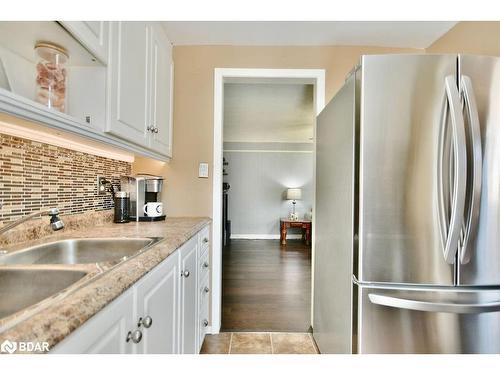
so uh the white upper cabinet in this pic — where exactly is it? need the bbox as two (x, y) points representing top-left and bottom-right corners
(106, 22), (173, 157)
(59, 21), (109, 64)
(0, 21), (174, 161)
(148, 24), (173, 157)
(107, 21), (150, 147)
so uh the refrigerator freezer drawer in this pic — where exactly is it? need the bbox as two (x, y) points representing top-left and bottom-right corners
(357, 283), (500, 353)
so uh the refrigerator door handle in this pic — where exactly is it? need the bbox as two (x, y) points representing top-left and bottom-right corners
(368, 293), (500, 314)
(437, 91), (448, 251)
(439, 76), (467, 264)
(459, 75), (483, 265)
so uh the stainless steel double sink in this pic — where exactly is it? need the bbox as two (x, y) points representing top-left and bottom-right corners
(0, 237), (161, 322)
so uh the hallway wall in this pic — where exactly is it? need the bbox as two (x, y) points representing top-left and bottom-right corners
(132, 44), (418, 217)
(223, 142), (313, 238)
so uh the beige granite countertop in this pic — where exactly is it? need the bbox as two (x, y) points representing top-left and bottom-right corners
(0, 211), (211, 352)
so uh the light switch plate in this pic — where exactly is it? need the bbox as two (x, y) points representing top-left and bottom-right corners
(198, 163), (209, 178)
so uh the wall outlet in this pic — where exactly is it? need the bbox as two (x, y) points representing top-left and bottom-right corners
(96, 176), (107, 195)
(198, 163), (209, 178)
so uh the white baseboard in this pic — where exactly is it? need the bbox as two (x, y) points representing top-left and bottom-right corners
(230, 234), (303, 240)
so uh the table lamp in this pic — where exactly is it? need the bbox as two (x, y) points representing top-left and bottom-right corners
(286, 188), (302, 220)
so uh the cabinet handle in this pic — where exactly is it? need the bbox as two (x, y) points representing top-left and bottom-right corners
(154, 127), (159, 133)
(203, 261), (209, 268)
(138, 316), (153, 329)
(204, 286), (210, 293)
(147, 126), (152, 132)
(203, 237), (209, 243)
(181, 269), (190, 278)
(203, 319), (209, 327)
(126, 329), (142, 344)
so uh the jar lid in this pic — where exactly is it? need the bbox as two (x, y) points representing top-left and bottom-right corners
(115, 191), (130, 198)
(35, 41), (69, 63)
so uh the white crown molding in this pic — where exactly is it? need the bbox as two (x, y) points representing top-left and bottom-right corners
(163, 21), (457, 48)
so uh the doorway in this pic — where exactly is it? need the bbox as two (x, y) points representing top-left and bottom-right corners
(211, 69), (325, 334)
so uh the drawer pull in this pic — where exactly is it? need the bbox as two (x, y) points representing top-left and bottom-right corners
(203, 237), (209, 244)
(203, 261), (209, 268)
(204, 286), (210, 293)
(203, 319), (209, 327)
(138, 316), (153, 329)
(181, 270), (190, 278)
(126, 329), (142, 344)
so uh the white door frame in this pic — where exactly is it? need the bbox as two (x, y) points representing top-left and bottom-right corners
(211, 68), (326, 333)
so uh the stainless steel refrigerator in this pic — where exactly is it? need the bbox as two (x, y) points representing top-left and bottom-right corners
(313, 54), (500, 354)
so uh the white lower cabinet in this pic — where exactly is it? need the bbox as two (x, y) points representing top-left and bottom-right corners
(52, 225), (210, 354)
(51, 288), (134, 354)
(179, 236), (198, 354)
(134, 250), (180, 354)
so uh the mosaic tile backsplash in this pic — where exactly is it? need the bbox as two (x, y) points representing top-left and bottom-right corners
(0, 133), (131, 224)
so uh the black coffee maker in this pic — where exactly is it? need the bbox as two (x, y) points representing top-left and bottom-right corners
(120, 174), (166, 221)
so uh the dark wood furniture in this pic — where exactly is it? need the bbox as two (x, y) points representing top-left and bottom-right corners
(280, 218), (312, 246)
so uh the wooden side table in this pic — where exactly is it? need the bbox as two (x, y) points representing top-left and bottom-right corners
(280, 218), (312, 247)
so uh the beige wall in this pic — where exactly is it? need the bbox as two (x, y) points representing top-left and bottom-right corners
(133, 45), (418, 217)
(427, 21), (500, 55)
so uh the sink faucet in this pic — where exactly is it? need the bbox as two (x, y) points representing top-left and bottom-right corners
(0, 208), (65, 237)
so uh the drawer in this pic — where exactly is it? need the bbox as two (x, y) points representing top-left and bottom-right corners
(198, 293), (210, 349)
(198, 248), (210, 281)
(357, 284), (500, 353)
(199, 273), (210, 312)
(198, 225), (210, 254)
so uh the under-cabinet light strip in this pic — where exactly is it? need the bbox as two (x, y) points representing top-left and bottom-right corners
(0, 121), (135, 163)
(223, 149), (312, 153)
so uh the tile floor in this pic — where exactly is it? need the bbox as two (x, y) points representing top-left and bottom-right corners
(200, 332), (319, 354)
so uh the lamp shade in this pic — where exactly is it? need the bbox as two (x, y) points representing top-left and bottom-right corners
(286, 188), (302, 200)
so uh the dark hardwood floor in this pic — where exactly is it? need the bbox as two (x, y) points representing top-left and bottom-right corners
(221, 239), (311, 332)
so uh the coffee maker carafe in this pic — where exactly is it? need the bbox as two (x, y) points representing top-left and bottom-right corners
(120, 174), (165, 221)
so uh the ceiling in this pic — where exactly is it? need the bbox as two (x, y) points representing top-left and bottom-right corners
(223, 83), (314, 143)
(163, 21), (457, 48)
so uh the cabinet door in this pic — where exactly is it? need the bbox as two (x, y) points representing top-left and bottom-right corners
(179, 236), (198, 354)
(60, 21), (109, 63)
(148, 24), (173, 157)
(135, 251), (180, 354)
(106, 21), (149, 147)
(50, 288), (134, 354)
